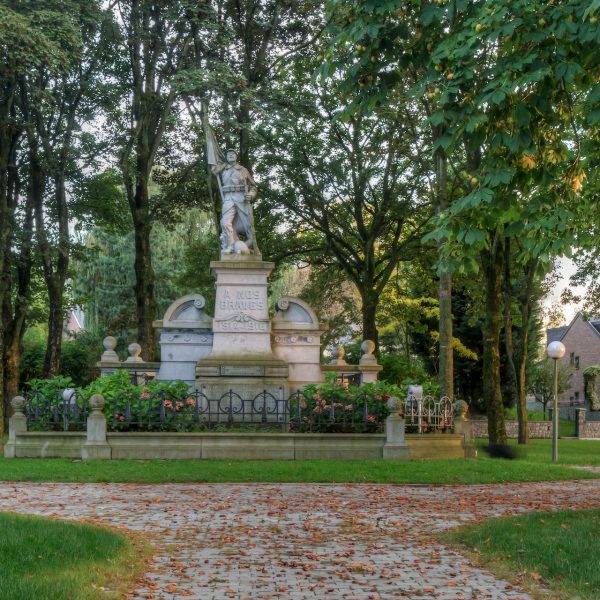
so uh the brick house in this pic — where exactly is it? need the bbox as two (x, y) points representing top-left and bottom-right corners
(547, 312), (600, 410)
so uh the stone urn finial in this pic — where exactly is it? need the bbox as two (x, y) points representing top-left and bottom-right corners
(329, 345), (348, 366)
(453, 399), (469, 419)
(386, 396), (402, 414)
(89, 394), (105, 414)
(100, 336), (119, 362)
(125, 342), (143, 363)
(359, 339), (377, 365)
(11, 395), (26, 415)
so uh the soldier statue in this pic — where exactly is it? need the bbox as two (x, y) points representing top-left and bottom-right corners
(203, 106), (259, 255)
(211, 149), (257, 254)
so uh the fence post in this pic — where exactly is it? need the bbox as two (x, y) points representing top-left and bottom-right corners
(358, 340), (383, 383)
(81, 394), (111, 460)
(453, 400), (477, 458)
(382, 396), (410, 460)
(4, 396), (27, 458)
(576, 408), (586, 439)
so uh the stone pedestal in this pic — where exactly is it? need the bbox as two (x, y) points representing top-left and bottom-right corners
(196, 255), (289, 407)
(383, 415), (410, 460)
(453, 400), (477, 458)
(4, 396), (27, 458)
(82, 394), (111, 460)
(382, 397), (410, 460)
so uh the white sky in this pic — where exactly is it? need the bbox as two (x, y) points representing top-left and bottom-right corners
(543, 256), (586, 326)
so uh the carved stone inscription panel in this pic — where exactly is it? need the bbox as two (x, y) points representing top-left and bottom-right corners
(218, 288), (265, 312)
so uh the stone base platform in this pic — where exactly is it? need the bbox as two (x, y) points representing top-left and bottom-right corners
(7, 432), (468, 460)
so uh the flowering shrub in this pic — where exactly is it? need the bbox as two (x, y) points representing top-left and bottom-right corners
(80, 372), (192, 430)
(26, 375), (81, 431)
(26, 372), (196, 431)
(289, 380), (403, 433)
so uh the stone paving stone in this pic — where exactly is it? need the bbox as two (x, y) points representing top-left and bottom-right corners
(0, 480), (599, 599)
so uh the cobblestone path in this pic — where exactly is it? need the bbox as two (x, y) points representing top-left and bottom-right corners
(1, 480), (599, 599)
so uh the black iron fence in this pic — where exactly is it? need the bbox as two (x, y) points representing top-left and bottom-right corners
(26, 389), (88, 431)
(111, 389), (288, 431)
(23, 389), (454, 434)
(288, 390), (386, 433)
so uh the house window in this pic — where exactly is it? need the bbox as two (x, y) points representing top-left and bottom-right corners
(575, 392), (580, 404)
(575, 356), (580, 370)
(570, 352), (575, 365)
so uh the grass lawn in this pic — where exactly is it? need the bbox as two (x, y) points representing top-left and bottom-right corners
(0, 512), (149, 600)
(444, 509), (600, 600)
(0, 454), (597, 485)
(476, 438), (600, 466)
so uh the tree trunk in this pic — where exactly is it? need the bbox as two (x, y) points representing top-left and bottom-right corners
(515, 259), (537, 445)
(132, 183), (156, 360)
(44, 280), (64, 377)
(436, 148), (453, 398)
(238, 99), (251, 170)
(361, 290), (379, 352)
(503, 238), (518, 408)
(482, 241), (507, 444)
(0, 87), (17, 435)
(439, 270), (453, 398)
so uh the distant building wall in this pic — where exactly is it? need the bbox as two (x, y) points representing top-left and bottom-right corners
(547, 314), (600, 412)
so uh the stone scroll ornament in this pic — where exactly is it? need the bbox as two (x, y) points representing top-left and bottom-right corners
(202, 104), (259, 256)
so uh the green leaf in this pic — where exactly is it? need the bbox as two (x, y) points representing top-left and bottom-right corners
(555, 62), (583, 83)
(586, 84), (600, 106)
(483, 168), (515, 187)
(588, 108), (600, 125)
(513, 104), (531, 127)
(429, 111), (446, 126)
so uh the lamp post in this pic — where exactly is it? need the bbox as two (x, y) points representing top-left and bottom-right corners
(547, 341), (566, 462)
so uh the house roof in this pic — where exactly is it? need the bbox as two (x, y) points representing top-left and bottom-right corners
(547, 325), (569, 344)
(546, 312), (600, 345)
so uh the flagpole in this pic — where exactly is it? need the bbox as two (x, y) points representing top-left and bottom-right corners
(201, 102), (226, 251)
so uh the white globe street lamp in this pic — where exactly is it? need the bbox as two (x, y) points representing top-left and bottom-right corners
(547, 341), (566, 462)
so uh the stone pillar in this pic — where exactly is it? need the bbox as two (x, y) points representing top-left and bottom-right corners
(576, 408), (587, 439)
(358, 340), (383, 383)
(382, 396), (410, 460)
(81, 394), (111, 460)
(196, 256), (289, 404)
(97, 336), (121, 376)
(4, 396), (27, 458)
(453, 399), (477, 458)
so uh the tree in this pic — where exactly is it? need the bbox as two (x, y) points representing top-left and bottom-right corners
(258, 55), (432, 350)
(323, 0), (600, 444)
(72, 211), (211, 342)
(114, 0), (213, 359)
(0, 2), (88, 430)
(529, 357), (573, 418)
